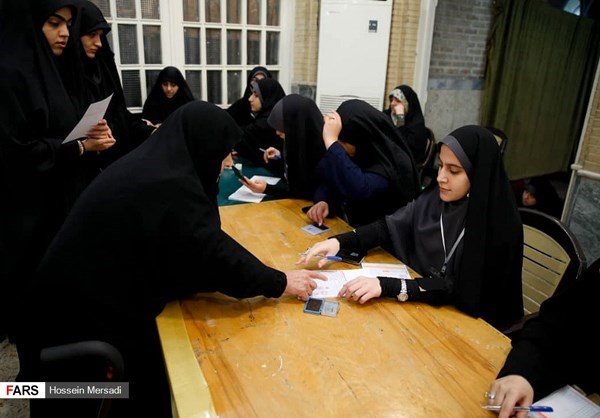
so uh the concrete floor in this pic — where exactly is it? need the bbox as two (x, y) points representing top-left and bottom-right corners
(0, 338), (28, 418)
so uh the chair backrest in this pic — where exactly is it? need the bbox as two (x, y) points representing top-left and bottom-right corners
(418, 127), (438, 188)
(485, 126), (508, 155)
(519, 207), (586, 315)
(40, 340), (125, 418)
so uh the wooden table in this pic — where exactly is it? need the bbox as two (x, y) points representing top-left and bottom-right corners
(157, 199), (510, 417)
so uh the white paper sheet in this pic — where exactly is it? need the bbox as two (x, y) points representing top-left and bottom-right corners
(311, 264), (413, 299)
(361, 262), (412, 280)
(62, 94), (113, 143)
(227, 175), (280, 203)
(312, 269), (371, 298)
(531, 385), (600, 418)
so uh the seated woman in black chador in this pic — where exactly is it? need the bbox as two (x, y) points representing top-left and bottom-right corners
(226, 65), (272, 127)
(385, 84), (428, 163)
(487, 256), (600, 416)
(240, 94), (327, 200)
(142, 66), (194, 126)
(305, 99), (421, 227)
(232, 77), (286, 166)
(519, 176), (563, 218)
(299, 125), (524, 330)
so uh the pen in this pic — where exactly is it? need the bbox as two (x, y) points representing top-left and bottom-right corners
(298, 252), (343, 262)
(259, 147), (282, 159)
(481, 405), (554, 412)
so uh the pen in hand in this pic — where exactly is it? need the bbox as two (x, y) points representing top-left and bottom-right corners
(259, 147), (282, 159)
(298, 252), (342, 262)
(481, 405), (554, 412)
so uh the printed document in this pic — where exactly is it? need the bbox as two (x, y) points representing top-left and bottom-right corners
(530, 385), (600, 418)
(228, 175), (280, 203)
(63, 93), (113, 143)
(312, 264), (412, 298)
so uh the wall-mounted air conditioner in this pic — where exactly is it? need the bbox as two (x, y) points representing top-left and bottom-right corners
(316, 0), (393, 114)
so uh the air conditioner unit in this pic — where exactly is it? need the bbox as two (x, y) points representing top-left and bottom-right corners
(316, 0), (393, 114)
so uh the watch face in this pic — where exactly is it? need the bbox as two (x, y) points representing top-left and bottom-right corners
(398, 292), (408, 302)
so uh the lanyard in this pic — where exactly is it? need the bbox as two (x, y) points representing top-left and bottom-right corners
(440, 214), (465, 276)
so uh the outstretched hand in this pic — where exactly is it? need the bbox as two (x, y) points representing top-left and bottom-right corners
(284, 270), (328, 301)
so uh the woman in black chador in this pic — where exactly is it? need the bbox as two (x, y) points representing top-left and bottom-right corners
(76, 1), (153, 167)
(19, 102), (326, 417)
(386, 84), (428, 163)
(0, 0), (114, 340)
(142, 66), (194, 126)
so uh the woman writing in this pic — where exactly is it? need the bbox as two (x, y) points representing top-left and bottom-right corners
(241, 94), (327, 200)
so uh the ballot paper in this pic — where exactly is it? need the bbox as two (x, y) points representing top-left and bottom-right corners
(228, 175), (280, 203)
(311, 264), (413, 299)
(311, 270), (366, 299)
(530, 385), (600, 418)
(62, 93), (113, 143)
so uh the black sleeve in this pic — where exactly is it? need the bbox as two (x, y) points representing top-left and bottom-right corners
(378, 275), (453, 306)
(264, 181), (290, 198)
(334, 218), (391, 253)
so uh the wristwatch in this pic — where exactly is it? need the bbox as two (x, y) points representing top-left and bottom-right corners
(397, 279), (408, 302)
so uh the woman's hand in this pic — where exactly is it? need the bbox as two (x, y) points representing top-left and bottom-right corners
(338, 276), (381, 303)
(284, 270), (328, 301)
(392, 103), (405, 116)
(486, 375), (533, 418)
(83, 119), (116, 152)
(322, 111), (342, 149)
(296, 238), (340, 269)
(262, 147), (281, 163)
(242, 177), (267, 193)
(306, 201), (329, 226)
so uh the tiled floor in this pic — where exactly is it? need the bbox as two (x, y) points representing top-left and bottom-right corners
(0, 338), (28, 418)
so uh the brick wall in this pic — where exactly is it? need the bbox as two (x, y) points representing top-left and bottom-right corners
(292, 0), (320, 96)
(429, 0), (492, 79)
(384, 0), (421, 107)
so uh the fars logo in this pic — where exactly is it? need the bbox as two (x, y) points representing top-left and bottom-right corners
(0, 382), (46, 398)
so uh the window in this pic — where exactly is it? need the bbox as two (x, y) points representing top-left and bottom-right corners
(91, 0), (287, 112)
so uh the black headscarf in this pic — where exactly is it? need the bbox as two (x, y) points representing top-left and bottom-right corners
(226, 66), (272, 126)
(142, 66), (195, 124)
(234, 77), (286, 165)
(444, 125), (524, 327)
(523, 176), (562, 218)
(336, 99), (421, 207)
(266, 94), (327, 199)
(386, 85), (428, 162)
(251, 77), (286, 117)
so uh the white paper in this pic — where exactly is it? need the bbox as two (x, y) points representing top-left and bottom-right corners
(227, 175), (280, 203)
(531, 385), (600, 418)
(312, 269), (371, 298)
(361, 262), (412, 280)
(62, 93), (114, 143)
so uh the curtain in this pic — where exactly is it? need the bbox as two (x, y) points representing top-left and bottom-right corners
(481, 0), (600, 180)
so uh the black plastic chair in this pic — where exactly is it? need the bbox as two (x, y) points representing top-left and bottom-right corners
(485, 126), (508, 155)
(503, 208), (586, 337)
(37, 340), (125, 418)
(418, 127), (438, 189)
